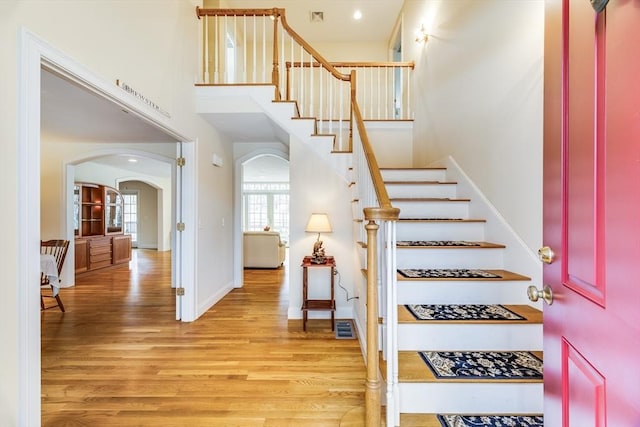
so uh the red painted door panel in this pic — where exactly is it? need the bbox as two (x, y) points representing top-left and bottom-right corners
(544, 0), (640, 426)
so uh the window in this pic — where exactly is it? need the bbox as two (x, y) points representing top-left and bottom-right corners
(243, 182), (289, 243)
(122, 192), (138, 246)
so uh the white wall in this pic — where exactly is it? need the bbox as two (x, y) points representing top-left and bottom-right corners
(312, 42), (388, 62)
(401, 0), (544, 252)
(1, 1), (234, 424)
(366, 122), (414, 168)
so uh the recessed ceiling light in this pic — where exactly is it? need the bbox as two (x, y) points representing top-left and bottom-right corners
(353, 10), (362, 20)
(128, 158), (138, 163)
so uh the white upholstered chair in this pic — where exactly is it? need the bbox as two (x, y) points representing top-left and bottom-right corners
(243, 231), (286, 268)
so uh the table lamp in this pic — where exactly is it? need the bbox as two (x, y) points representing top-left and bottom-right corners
(305, 213), (332, 264)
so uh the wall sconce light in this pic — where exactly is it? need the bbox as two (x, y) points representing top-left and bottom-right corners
(305, 213), (332, 264)
(415, 24), (429, 44)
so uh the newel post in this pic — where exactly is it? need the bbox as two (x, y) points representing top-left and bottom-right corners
(363, 206), (399, 426)
(364, 217), (381, 427)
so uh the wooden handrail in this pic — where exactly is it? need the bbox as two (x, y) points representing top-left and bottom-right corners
(352, 101), (397, 214)
(278, 13), (351, 83)
(196, 7), (279, 17)
(286, 61), (415, 69)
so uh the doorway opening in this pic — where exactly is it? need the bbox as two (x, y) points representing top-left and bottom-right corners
(18, 30), (197, 422)
(242, 155), (290, 243)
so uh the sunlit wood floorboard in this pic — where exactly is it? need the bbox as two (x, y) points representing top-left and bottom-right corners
(41, 249), (366, 426)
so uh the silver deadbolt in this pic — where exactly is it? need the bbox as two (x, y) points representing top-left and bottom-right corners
(527, 285), (554, 305)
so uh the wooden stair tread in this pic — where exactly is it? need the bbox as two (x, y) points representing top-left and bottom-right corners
(385, 180), (457, 185)
(391, 197), (470, 202)
(396, 414), (443, 427)
(398, 304), (542, 324)
(398, 218), (486, 223)
(396, 241), (505, 249)
(380, 167), (447, 171)
(397, 269), (530, 281)
(393, 413), (543, 427)
(397, 351), (544, 383)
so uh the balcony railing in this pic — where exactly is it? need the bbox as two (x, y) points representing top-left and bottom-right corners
(196, 7), (413, 151)
(286, 61), (415, 121)
(196, 8), (400, 425)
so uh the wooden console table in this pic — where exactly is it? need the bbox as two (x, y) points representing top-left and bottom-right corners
(301, 255), (336, 331)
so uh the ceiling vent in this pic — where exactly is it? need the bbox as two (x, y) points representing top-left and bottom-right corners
(310, 11), (324, 22)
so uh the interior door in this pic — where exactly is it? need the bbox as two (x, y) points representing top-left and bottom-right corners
(543, 0), (640, 425)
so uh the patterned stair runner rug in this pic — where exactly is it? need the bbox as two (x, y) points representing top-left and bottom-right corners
(398, 269), (502, 279)
(419, 351), (543, 380)
(406, 304), (525, 321)
(397, 240), (480, 247)
(437, 414), (544, 427)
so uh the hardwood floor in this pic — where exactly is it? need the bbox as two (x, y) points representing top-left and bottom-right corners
(42, 250), (366, 426)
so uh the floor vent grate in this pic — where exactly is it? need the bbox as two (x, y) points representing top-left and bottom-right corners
(335, 320), (355, 339)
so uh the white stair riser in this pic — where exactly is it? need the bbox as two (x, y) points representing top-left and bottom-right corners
(351, 201), (361, 218)
(396, 222), (486, 241)
(396, 248), (504, 269)
(397, 281), (534, 305)
(394, 201), (469, 219)
(386, 184), (457, 199)
(396, 324), (542, 351)
(356, 248), (364, 269)
(381, 170), (447, 182)
(397, 382), (543, 414)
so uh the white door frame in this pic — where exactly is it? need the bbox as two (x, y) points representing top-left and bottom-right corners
(17, 28), (197, 424)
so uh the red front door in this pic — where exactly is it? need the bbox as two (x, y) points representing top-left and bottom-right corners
(543, 0), (640, 425)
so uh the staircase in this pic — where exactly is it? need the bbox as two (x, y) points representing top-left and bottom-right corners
(194, 9), (543, 425)
(378, 166), (543, 426)
(196, 85), (544, 426)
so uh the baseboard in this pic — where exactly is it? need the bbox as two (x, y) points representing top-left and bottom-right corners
(197, 280), (234, 319)
(351, 311), (367, 362)
(135, 243), (158, 250)
(287, 305), (353, 320)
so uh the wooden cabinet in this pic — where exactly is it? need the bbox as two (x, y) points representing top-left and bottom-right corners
(88, 237), (112, 270)
(74, 182), (124, 237)
(75, 235), (132, 274)
(104, 187), (124, 235)
(112, 235), (132, 265)
(74, 239), (88, 273)
(74, 182), (131, 274)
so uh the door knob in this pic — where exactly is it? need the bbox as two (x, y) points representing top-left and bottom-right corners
(538, 246), (555, 264)
(527, 285), (554, 305)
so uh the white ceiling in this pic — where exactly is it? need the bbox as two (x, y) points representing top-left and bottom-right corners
(220, 0), (404, 43)
(41, 69), (179, 144)
(40, 1), (403, 156)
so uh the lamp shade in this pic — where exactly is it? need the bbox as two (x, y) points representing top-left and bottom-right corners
(305, 213), (332, 233)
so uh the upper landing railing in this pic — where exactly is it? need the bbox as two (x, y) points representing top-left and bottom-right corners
(196, 7), (413, 151)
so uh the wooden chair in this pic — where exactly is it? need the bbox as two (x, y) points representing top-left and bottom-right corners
(40, 239), (70, 312)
